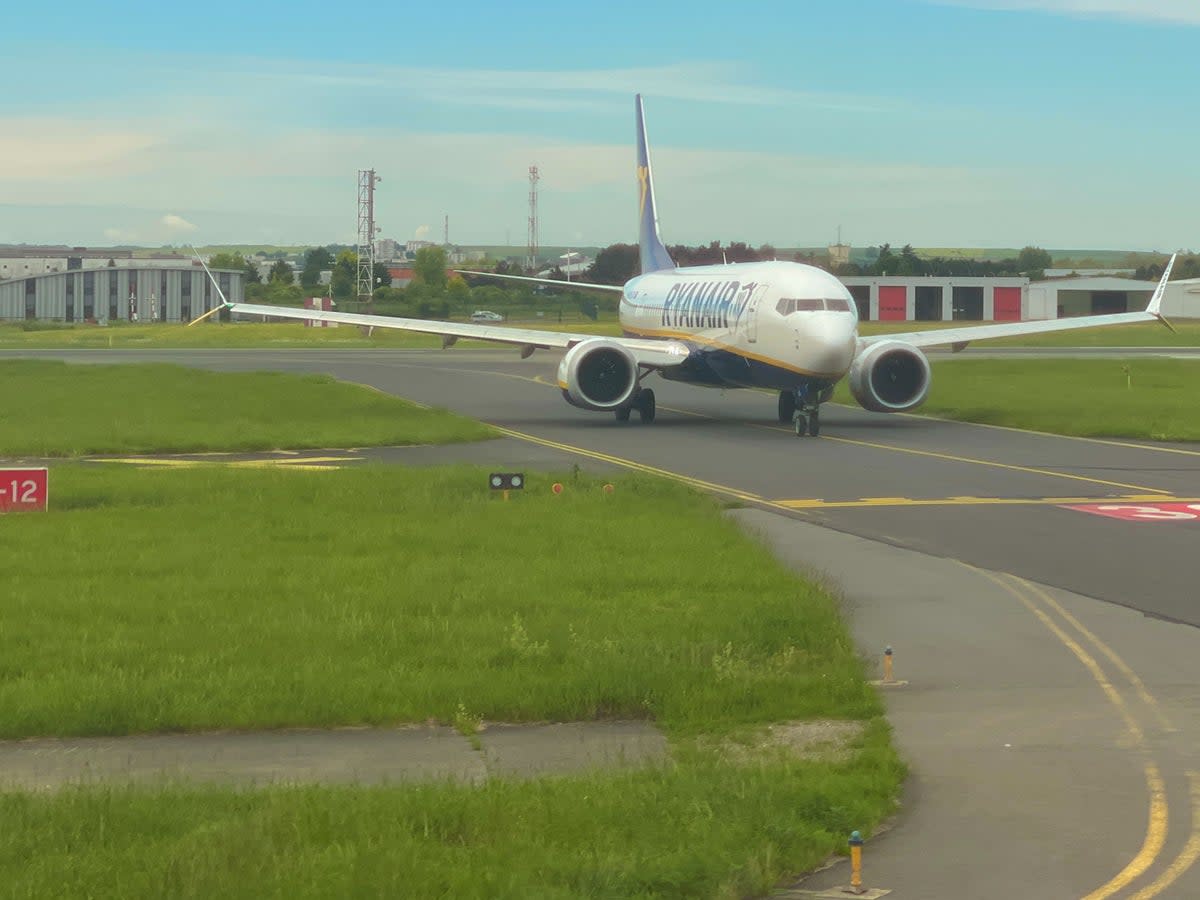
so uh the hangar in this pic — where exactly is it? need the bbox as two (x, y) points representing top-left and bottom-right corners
(839, 274), (1198, 322)
(0, 266), (245, 324)
(839, 276), (1030, 322)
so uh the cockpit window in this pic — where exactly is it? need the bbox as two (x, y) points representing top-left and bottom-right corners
(776, 298), (824, 315)
(825, 297), (851, 312)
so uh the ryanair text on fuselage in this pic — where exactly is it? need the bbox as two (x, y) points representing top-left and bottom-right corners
(656, 279), (753, 330)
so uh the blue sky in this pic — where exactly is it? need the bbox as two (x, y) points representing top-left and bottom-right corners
(3, 0), (1198, 251)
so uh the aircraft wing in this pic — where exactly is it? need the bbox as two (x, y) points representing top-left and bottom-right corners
(225, 303), (692, 369)
(865, 254), (1178, 351)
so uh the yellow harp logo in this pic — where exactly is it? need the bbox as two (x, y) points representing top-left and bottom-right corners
(637, 165), (649, 218)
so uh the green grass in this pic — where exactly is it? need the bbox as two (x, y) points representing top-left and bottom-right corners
(0, 726), (901, 899)
(0, 360), (493, 455)
(836, 358), (1200, 440)
(2, 465), (880, 739)
(859, 319), (1200, 347)
(0, 465), (902, 896)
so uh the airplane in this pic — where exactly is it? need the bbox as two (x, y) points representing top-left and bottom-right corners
(194, 95), (1180, 437)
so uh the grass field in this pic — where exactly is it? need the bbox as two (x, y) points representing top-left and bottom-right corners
(1, 733), (901, 899)
(0, 360), (493, 456)
(2, 465), (879, 738)
(0, 465), (901, 896)
(836, 357), (1200, 441)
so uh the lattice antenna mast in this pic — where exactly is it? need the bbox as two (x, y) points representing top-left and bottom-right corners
(526, 165), (539, 272)
(357, 169), (381, 302)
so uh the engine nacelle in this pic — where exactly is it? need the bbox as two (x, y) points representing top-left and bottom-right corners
(557, 339), (640, 411)
(848, 340), (931, 413)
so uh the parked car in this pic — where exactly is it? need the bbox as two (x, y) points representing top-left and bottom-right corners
(470, 310), (504, 322)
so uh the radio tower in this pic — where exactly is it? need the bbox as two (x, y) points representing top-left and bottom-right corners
(357, 169), (381, 305)
(526, 165), (539, 273)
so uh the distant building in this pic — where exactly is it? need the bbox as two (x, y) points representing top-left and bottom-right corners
(536, 251), (592, 279)
(0, 246), (194, 281)
(827, 242), (851, 267)
(376, 238), (400, 260)
(405, 239), (435, 255)
(0, 263), (244, 323)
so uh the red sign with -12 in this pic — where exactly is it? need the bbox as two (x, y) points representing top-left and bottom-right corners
(0, 468), (48, 512)
(1066, 502), (1200, 523)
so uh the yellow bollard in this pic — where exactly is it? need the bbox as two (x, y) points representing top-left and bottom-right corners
(883, 646), (893, 683)
(847, 830), (865, 894)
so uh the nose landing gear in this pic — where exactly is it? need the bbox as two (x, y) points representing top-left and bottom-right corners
(780, 388), (821, 437)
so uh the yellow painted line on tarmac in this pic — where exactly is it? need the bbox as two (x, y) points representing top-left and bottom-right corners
(755, 422), (1172, 495)
(964, 565), (1169, 900)
(1129, 772), (1200, 900)
(1018, 577), (1176, 735)
(492, 426), (773, 506)
(875, 405), (1200, 458)
(772, 495), (1200, 510)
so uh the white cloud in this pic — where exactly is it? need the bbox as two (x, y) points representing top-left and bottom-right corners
(161, 214), (197, 233)
(414, 224), (431, 239)
(932, 0), (1200, 25)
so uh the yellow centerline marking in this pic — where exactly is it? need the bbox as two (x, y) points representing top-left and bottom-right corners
(753, 424), (1171, 495)
(1018, 577), (1176, 735)
(1129, 773), (1200, 900)
(965, 565), (1171, 900)
(772, 495), (1200, 510)
(874, 404), (1200, 458)
(492, 426), (782, 507)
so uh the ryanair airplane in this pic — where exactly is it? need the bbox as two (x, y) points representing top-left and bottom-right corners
(200, 96), (1178, 437)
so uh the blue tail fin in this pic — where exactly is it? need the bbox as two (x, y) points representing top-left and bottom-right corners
(636, 94), (675, 274)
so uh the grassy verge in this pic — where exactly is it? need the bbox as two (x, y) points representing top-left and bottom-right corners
(1, 728), (901, 898)
(859, 319), (1200, 347)
(836, 358), (1200, 440)
(1, 465), (901, 897)
(0, 360), (493, 455)
(3, 465), (878, 738)
(0, 319), (621, 349)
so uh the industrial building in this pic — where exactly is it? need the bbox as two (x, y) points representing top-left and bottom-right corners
(0, 259), (245, 324)
(840, 274), (1198, 321)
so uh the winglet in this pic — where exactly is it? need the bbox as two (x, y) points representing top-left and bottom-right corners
(1147, 252), (1177, 331)
(188, 247), (236, 326)
(635, 95), (675, 275)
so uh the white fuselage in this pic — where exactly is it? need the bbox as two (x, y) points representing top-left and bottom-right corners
(617, 259), (859, 387)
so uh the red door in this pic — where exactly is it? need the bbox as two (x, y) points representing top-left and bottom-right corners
(879, 286), (907, 321)
(993, 287), (1021, 321)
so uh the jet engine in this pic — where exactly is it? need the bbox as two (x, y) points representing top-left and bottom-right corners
(848, 340), (931, 413)
(557, 339), (640, 411)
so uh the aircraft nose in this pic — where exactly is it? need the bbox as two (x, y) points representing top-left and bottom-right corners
(797, 315), (857, 375)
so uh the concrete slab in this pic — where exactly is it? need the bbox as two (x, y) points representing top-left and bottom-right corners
(479, 721), (668, 778)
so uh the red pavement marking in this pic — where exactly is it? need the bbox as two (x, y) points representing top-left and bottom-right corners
(1065, 502), (1200, 523)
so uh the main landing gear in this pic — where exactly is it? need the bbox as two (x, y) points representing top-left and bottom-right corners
(615, 388), (656, 424)
(779, 389), (820, 437)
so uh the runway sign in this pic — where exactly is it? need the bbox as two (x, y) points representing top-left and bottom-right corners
(0, 468), (48, 512)
(1066, 502), (1200, 523)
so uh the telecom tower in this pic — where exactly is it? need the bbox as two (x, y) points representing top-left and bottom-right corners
(357, 169), (381, 303)
(526, 165), (539, 272)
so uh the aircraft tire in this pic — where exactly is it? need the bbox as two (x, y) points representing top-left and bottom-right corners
(637, 388), (656, 424)
(794, 413), (807, 437)
(778, 391), (796, 423)
(808, 411), (820, 437)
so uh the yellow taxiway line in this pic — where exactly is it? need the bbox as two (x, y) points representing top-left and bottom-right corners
(772, 495), (1200, 510)
(963, 564), (1196, 900)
